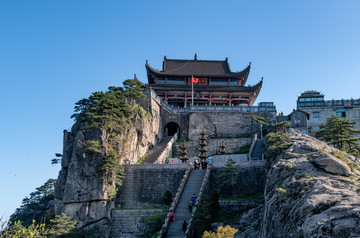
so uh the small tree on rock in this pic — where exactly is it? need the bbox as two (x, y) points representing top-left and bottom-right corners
(316, 115), (360, 156)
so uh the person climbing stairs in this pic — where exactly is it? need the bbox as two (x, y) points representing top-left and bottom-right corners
(166, 169), (206, 237)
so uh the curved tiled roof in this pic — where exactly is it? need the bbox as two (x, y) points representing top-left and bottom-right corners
(145, 58), (251, 78)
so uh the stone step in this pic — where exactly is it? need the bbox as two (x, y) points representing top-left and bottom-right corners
(166, 169), (206, 236)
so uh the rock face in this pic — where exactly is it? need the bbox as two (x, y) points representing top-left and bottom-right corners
(259, 129), (360, 238)
(54, 110), (162, 237)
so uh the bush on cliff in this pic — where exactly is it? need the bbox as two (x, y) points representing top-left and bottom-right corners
(265, 121), (292, 157)
(71, 79), (147, 197)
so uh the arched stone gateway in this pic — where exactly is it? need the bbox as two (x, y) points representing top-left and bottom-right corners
(164, 122), (180, 137)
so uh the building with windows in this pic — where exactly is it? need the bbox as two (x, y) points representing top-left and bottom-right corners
(296, 91), (360, 134)
(145, 54), (263, 107)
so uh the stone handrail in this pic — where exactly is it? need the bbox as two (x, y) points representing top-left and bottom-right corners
(324, 98), (360, 107)
(147, 88), (276, 114)
(184, 164), (212, 237)
(248, 133), (258, 161)
(159, 165), (192, 238)
(188, 104), (276, 113)
(154, 132), (178, 164)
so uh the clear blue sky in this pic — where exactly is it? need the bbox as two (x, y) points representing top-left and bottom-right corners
(1, 0), (360, 219)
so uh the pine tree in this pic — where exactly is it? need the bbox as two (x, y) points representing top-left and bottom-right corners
(316, 115), (360, 156)
(10, 179), (56, 226)
(47, 213), (77, 237)
(217, 158), (239, 196)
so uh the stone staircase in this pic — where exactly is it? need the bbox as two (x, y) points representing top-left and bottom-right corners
(142, 136), (172, 164)
(166, 169), (206, 238)
(251, 138), (265, 160)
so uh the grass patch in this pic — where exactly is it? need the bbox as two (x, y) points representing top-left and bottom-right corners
(283, 162), (296, 168)
(331, 150), (360, 172)
(237, 145), (251, 154)
(137, 153), (148, 164)
(343, 175), (357, 180)
(275, 187), (287, 200)
(304, 174), (312, 179)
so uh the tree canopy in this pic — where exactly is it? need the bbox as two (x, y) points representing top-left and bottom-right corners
(71, 79), (145, 125)
(10, 179), (56, 226)
(1, 213), (83, 238)
(316, 115), (360, 156)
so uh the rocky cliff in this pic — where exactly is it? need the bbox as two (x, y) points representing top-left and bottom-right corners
(236, 129), (360, 238)
(54, 109), (162, 237)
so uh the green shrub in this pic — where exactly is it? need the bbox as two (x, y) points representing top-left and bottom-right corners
(84, 140), (101, 155)
(137, 153), (148, 164)
(237, 145), (251, 154)
(163, 190), (172, 205)
(144, 213), (166, 238)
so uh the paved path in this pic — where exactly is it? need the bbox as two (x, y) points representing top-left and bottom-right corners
(166, 169), (206, 238)
(142, 136), (172, 164)
(251, 138), (265, 160)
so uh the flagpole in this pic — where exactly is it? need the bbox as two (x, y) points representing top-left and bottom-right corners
(191, 75), (194, 106)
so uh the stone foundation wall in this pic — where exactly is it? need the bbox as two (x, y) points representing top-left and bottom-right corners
(173, 138), (252, 158)
(116, 164), (188, 208)
(111, 209), (166, 238)
(188, 112), (274, 140)
(218, 200), (262, 216)
(210, 164), (265, 197)
(302, 107), (360, 134)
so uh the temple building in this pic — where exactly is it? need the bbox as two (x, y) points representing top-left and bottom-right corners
(296, 90), (360, 134)
(145, 54), (263, 107)
(277, 90), (360, 135)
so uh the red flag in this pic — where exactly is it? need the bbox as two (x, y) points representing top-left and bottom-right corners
(192, 76), (199, 84)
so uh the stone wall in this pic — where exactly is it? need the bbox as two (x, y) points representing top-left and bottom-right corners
(218, 200), (262, 216)
(111, 209), (166, 238)
(173, 138), (252, 158)
(188, 112), (274, 140)
(210, 163), (265, 197)
(302, 107), (360, 134)
(116, 164), (187, 208)
(161, 110), (189, 140)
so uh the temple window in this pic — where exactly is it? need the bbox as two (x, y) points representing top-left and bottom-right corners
(336, 109), (346, 117)
(211, 78), (228, 86)
(313, 112), (319, 118)
(229, 79), (237, 86)
(157, 78), (165, 84)
(167, 77), (185, 85)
